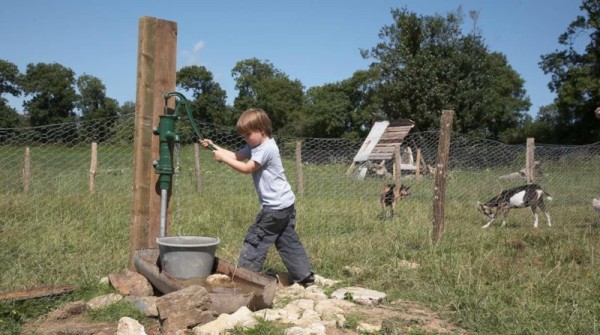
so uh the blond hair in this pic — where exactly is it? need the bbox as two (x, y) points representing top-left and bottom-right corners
(236, 108), (273, 137)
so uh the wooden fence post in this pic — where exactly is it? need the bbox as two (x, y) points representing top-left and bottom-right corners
(415, 148), (422, 181)
(193, 142), (202, 193)
(393, 144), (401, 186)
(89, 142), (97, 193)
(295, 140), (304, 196)
(23, 147), (31, 193)
(432, 110), (454, 245)
(526, 138), (535, 184)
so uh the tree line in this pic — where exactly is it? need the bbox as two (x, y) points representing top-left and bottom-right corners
(1, 3), (599, 144)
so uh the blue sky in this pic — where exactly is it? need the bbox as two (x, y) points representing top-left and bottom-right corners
(0, 0), (587, 117)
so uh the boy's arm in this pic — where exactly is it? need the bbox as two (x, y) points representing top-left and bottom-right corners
(203, 139), (258, 173)
(218, 153), (260, 174)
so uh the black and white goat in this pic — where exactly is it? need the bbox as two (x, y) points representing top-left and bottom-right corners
(477, 184), (552, 228)
(381, 183), (411, 218)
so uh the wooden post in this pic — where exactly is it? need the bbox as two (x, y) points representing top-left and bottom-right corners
(295, 140), (304, 196)
(193, 142), (202, 193)
(526, 138), (535, 184)
(129, 17), (178, 269)
(393, 144), (401, 186)
(432, 110), (454, 245)
(89, 142), (98, 193)
(23, 147), (30, 193)
(415, 148), (422, 181)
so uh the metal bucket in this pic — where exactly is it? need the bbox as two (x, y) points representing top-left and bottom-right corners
(156, 236), (220, 279)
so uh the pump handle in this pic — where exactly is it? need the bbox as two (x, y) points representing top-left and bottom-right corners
(164, 92), (216, 151)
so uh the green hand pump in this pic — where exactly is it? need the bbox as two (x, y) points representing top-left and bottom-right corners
(153, 92), (215, 237)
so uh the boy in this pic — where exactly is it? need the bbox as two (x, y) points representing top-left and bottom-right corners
(201, 108), (314, 287)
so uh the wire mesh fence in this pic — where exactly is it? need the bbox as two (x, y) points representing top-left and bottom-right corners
(1, 113), (599, 295)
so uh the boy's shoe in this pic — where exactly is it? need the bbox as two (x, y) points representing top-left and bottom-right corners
(264, 269), (278, 278)
(298, 272), (315, 288)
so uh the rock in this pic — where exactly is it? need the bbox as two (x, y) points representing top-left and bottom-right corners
(125, 295), (159, 317)
(87, 293), (123, 310)
(46, 301), (87, 320)
(253, 308), (282, 322)
(314, 299), (354, 320)
(358, 322), (381, 333)
(314, 274), (339, 287)
(331, 287), (387, 306)
(304, 285), (328, 301)
(193, 306), (257, 335)
(116, 316), (146, 335)
(109, 269), (154, 297)
(206, 273), (231, 285)
(156, 285), (216, 333)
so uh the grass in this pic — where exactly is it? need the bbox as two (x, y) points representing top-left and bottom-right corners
(1, 144), (600, 334)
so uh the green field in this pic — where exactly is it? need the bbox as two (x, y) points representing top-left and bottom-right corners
(1, 142), (600, 334)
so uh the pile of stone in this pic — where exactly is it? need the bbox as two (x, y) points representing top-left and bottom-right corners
(28, 269), (390, 335)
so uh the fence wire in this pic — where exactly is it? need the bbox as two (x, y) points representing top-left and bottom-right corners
(1, 113), (599, 296)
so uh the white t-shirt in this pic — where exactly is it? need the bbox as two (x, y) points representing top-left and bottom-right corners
(239, 138), (295, 209)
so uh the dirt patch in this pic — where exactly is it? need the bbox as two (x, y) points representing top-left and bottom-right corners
(22, 313), (161, 335)
(24, 299), (465, 334)
(324, 299), (464, 334)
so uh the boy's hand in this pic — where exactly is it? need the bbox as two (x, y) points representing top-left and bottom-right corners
(200, 139), (217, 151)
(213, 150), (227, 162)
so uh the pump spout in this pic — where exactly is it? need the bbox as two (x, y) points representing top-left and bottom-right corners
(153, 110), (180, 238)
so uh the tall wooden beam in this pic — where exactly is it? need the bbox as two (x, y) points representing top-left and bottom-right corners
(129, 17), (177, 269)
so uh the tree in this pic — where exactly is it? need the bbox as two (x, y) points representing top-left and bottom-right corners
(539, 0), (600, 144)
(76, 74), (118, 120)
(232, 58), (281, 105)
(0, 59), (22, 128)
(21, 62), (78, 127)
(361, 7), (530, 141)
(176, 65), (231, 126)
(528, 104), (560, 143)
(304, 84), (352, 138)
(303, 69), (380, 138)
(232, 58), (304, 135)
(119, 101), (136, 116)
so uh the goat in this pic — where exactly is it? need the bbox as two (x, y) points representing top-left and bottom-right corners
(477, 184), (552, 229)
(380, 183), (411, 218)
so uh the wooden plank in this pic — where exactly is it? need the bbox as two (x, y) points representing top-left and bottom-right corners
(0, 285), (77, 301)
(353, 121), (389, 162)
(369, 154), (395, 160)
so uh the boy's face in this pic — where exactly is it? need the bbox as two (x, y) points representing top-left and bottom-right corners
(243, 130), (266, 147)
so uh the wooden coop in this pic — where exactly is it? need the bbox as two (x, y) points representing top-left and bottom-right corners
(346, 119), (418, 180)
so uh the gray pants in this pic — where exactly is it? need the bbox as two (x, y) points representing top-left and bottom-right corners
(238, 205), (312, 283)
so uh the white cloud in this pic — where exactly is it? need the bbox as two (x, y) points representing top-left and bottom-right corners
(180, 40), (205, 66)
(193, 41), (204, 53)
